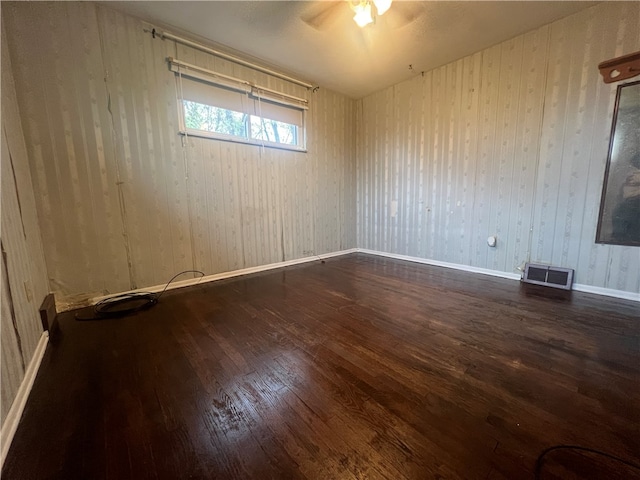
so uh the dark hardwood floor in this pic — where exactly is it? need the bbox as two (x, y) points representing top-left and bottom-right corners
(3, 253), (639, 479)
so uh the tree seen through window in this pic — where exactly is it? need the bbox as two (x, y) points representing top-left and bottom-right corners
(183, 100), (297, 146)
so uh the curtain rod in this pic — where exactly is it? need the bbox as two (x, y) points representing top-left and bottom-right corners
(145, 27), (314, 90)
(168, 57), (309, 107)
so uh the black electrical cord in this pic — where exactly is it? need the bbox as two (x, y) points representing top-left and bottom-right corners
(75, 270), (205, 321)
(535, 445), (640, 479)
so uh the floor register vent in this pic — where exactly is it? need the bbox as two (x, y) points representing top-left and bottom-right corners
(522, 263), (574, 290)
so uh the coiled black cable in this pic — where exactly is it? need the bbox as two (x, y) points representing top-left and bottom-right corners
(75, 270), (205, 321)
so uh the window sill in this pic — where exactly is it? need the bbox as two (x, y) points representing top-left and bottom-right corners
(179, 129), (307, 153)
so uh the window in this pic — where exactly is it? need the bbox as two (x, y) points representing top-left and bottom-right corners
(170, 59), (307, 151)
(183, 101), (247, 137)
(182, 100), (299, 147)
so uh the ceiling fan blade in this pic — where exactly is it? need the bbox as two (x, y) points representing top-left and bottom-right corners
(383, 2), (423, 29)
(302, 2), (346, 30)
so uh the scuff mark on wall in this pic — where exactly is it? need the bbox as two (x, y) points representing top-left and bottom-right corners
(106, 88), (137, 290)
(48, 277), (101, 311)
(4, 130), (27, 241)
(94, 1), (137, 290)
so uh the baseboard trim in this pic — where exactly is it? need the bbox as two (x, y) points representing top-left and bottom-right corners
(65, 247), (640, 308)
(356, 249), (522, 281)
(89, 248), (359, 306)
(572, 283), (640, 302)
(357, 249), (639, 302)
(0, 331), (49, 469)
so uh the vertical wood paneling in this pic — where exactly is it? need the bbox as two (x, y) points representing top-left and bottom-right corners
(359, 36), (545, 270)
(0, 256), (24, 424)
(471, 44), (501, 268)
(0, 137), (41, 363)
(510, 27), (549, 272)
(532, 2), (640, 293)
(98, 6), (195, 290)
(1, 25), (49, 424)
(357, 1), (640, 294)
(5, 1), (637, 314)
(4, 2), (356, 306)
(4, 2), (130, 301)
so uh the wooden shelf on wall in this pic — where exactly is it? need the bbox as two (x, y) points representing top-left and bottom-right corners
(598, 50), (640, 84)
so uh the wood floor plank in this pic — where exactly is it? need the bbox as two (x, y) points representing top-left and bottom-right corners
(2, 253), (639, 479)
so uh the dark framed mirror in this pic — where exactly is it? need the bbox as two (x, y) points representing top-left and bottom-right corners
(596, 80), (640, 246)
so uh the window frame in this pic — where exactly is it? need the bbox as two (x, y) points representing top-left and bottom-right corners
(170, 58), (308, 152)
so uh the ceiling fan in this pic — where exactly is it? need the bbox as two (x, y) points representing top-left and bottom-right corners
(302, 1), (421, 30)
(352, 0), (391, 27)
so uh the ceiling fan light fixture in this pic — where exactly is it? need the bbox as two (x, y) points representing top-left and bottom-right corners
(353, 2), (374, 27)
(373, 0), (392, 16)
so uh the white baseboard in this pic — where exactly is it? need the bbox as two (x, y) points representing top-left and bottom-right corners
(64, 246), (640, 309)
(1, 331), (49, 469)
(572, 283), (640, 302)
(89, 248), (359, 306)
(357, 249), (640, 302)
(356, 248), (522, 281)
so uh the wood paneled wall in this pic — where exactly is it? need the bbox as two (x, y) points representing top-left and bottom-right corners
(3, 0), (638, 315)
(356, 2), (640, 293)
(3, 2), (356, 307)
(1, 25), (49, 424)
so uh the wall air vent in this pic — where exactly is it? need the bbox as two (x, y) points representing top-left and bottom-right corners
(522, 263), (574, 290)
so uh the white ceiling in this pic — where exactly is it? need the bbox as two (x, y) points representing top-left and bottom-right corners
(107, 1), (598, 98)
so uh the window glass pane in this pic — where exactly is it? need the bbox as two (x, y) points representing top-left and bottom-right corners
(249, 115), (297, 146)
(183, 100), (247, 137)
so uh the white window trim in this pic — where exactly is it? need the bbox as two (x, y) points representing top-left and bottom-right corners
(180, 127), (307, 153)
